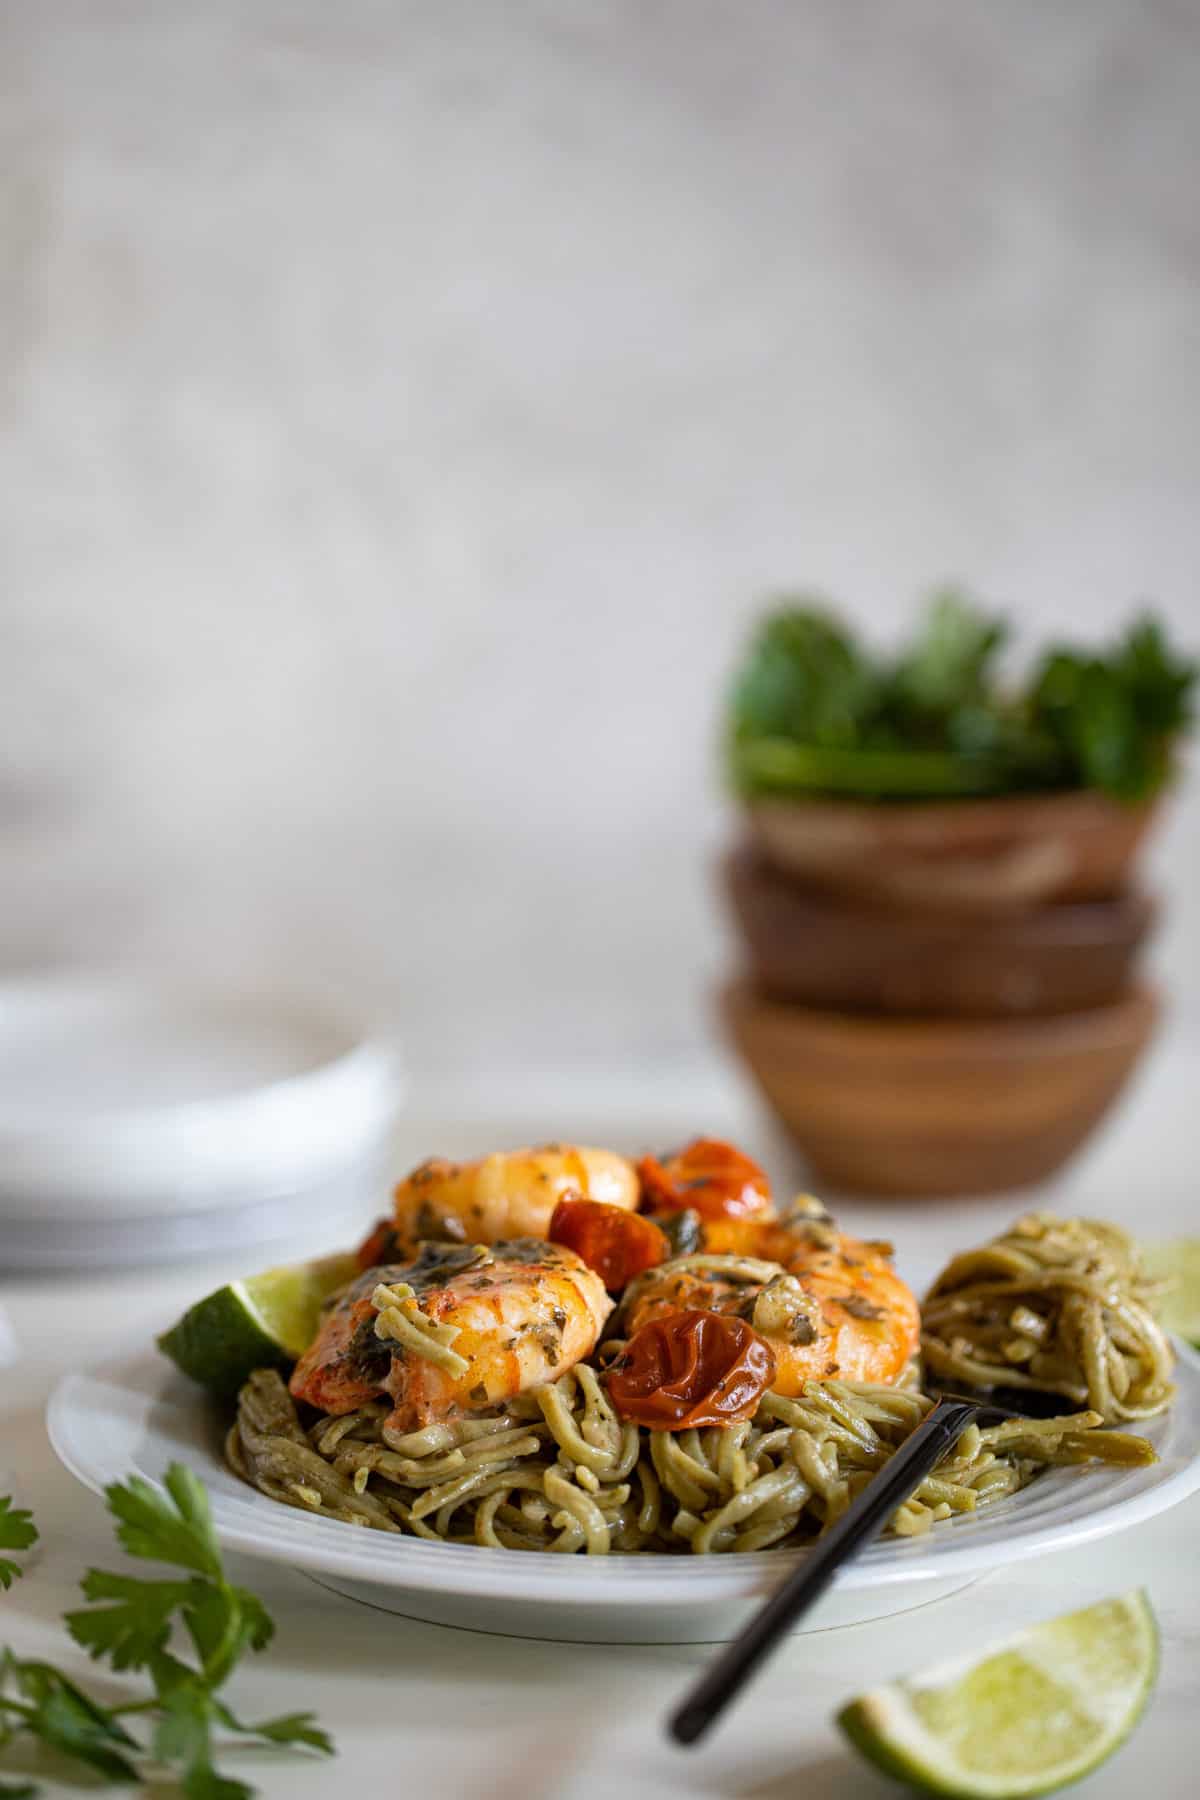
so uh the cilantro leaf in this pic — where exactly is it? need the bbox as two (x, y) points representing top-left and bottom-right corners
(184, 1773), (256, 1800)
(146, 1645), (201, 1700)
(0, 1463), (331, 1799)
(0, 1499), (37, 1556)
(1118, 613), (1196, 735)
(10, 1659), (139, 1783)
(728, 596), (1195, 803)
(66, 1571), (193, 1671)
(103, 1466), (222, 1579)
(232, 1591), (273, 1658)
(214, 1696), (334, 1755)
(154, 1682), (241, 1800)
(241, 1712), (334, 1755)
(152, 1680), (210, 1771)
(179, 1582), (273, 1690)
(1030, 643), (1179, 800)
(153, 1681), (258, 1800)
(730, 604), (879, 750)
(0, 1499), (37, 1592)
(889, 589), (1007, 720)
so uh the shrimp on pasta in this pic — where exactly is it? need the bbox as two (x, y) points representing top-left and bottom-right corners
(290, 1239), (612, 1435)
(620, 1214), (919, 1391)
(359, 1146), (639, 1264)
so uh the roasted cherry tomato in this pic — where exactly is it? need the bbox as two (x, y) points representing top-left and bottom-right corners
(637, 1138), (773, 1222)
(548, 1194), (669, 1293)
(606, 1308), (776, 1429)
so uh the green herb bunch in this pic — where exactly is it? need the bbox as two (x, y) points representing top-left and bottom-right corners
(0, 1468), (332, 1798)
(729, 592), (1195, 804)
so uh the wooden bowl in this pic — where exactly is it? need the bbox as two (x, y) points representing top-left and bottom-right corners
(722, 978), (1159, 1197)
(745, 790), (1160, 915)
(721, 847), (1157, 1017)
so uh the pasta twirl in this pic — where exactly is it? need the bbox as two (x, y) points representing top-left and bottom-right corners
(921, 1214), (1175, 1422)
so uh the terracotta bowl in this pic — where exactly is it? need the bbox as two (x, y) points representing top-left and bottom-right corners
(721, 847), (1157, 1018)
(722, 978), (1159, 1198)
(745, 790), (1160, 915)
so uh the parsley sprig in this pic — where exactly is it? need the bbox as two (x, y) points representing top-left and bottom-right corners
(0, 1500), (37, 1593)
(0, 1465), (333, 1798)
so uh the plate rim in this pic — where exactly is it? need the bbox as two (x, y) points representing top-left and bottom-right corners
(47, 1342), (1200, 1610)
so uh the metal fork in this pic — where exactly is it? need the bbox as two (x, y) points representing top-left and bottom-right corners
(668, 1384), (1071, 1748)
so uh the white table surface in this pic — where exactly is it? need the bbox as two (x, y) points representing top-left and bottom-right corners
(3, 1034), (1199, 1799)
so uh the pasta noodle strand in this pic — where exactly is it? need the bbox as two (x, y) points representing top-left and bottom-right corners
(227, 1362), (1156, 1555)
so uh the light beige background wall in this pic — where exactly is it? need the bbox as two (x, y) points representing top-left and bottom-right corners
(2, 1), (1197, 1072)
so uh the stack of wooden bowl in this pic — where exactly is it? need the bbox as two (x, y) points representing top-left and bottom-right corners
(720, 790), (1162, 1197)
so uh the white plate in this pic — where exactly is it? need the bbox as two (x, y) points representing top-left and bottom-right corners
(0, 974), (401, 1265)
(48, 1344), (1200, 1644)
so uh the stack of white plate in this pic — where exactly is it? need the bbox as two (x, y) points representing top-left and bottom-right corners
(0, 974), (402, 1268)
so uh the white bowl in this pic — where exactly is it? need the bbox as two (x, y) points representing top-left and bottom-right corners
(0, 974), (401, 1265)
(48, 1343), (1200, 1645)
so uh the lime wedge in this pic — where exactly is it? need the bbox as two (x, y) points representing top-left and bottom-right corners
(157, 1252), (359, 1400)
(837, 1591), (1157, 1798)
(1141, 1238), (1200, 1345)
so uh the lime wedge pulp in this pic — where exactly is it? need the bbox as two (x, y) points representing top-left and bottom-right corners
(1141, 1238), (1200, 1345)
(837, 1591), (1158, 1798)
(157, 1252), (359, 1401)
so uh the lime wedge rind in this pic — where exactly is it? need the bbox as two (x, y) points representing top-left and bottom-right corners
(837, 1591), (1158, 1799)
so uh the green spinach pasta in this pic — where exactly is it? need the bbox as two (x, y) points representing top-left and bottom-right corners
(227, 1360), (1154, 1556)
(921, 1214), (1175, 1423)
(188, 1141), (1175, 1558)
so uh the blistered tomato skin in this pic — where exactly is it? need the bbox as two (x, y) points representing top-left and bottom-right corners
(606, 1309), (777, 1429)
(548, 1195), (670, 1293)
(637, 1138), (774, 1223)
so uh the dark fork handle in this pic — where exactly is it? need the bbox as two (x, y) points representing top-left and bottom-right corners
(668, 1396), (981, 1747)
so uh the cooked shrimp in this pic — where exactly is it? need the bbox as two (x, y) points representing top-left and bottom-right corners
(387, 1145), (638, 1254)
(290, 1239), (612, 1434)
(620, 1215), (919, 1392)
